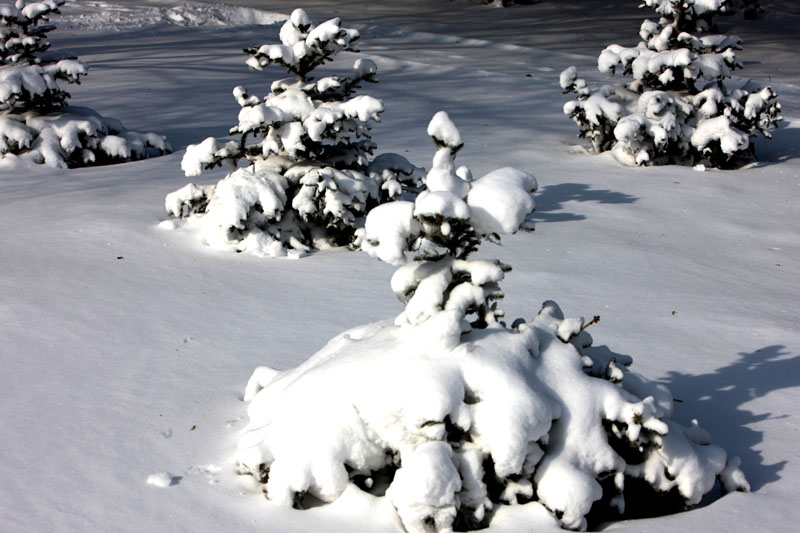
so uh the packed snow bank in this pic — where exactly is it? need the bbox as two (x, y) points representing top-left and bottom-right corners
(58, 1), (287, 32)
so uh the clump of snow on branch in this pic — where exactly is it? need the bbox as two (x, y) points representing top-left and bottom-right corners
(561, 0), (780, 168)
(164, 8), (422, 258)
(0, 0), (170, 168)
(236, 113), (747, 532)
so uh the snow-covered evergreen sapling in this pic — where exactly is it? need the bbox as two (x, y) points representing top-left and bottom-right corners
(236, 113), (748, 532)
(164, 8), (422, 258)
(561, 0), (780, 168)
(0, 0), (170, 167)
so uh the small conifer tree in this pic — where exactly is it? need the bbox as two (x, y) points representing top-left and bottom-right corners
(561, 0), (780, 168)
(0, 0), (170, 167)
(359, 111), (538, 333)
(165, 8), (422, 258)
(238, 113), (749, 532)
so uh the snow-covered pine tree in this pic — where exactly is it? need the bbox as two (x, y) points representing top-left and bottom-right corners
(358, 110), (538, 333)
(236, 112), (748, 532)
(164, 8), (422, 258)
(561, 0), (780, 168)
(0, 0), (170, 167)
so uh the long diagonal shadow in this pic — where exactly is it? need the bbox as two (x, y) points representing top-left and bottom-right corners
(534, 183), (638, 223)
(658, 345), (796, 491)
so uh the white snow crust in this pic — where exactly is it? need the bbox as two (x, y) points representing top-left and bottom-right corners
(146, 472), (176, 488)
(466, 167), (537, 235)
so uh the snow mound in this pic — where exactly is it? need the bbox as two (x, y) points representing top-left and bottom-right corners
(237, 301), (748, 532)
(0, 106), (170, 169)
(59, 1), (287, 32)
(146, 472), (176, 488)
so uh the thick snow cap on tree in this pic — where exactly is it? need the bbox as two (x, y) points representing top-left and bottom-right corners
(424, 111), (470, 198)
(467, 167), (537, 235)
(164, 8), (422, 258)
(360, 112), (536, 266)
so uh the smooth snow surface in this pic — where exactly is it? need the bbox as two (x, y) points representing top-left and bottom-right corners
(2, 1), (800, 532)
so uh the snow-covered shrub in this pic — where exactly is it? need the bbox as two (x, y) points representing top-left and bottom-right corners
(0, 0), (170, 168)
(164, 8), (422, 258)
(236, 113), (748, 532)
(560, 66), (623, 154)
(561, 0), (780, 168)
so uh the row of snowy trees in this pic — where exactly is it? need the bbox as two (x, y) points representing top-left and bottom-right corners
(187, 8), (752, 533)
(561, 0), (780, 168)
(162, 0), (784, 261)
(2, 0), (779, 173)
(0, 0), (169, 167)
(4, 4), (758, 531)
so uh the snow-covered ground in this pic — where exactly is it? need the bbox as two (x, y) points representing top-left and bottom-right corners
(1, 0), (799, 531)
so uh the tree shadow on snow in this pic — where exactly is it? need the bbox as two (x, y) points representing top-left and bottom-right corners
(751, 123), (800, 166)
(658, 345), (797, 491)
(533, 182), (638, 223)
(584, 344), (796, 530)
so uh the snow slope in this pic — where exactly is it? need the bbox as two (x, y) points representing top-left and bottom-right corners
(1, 1), (798, 531)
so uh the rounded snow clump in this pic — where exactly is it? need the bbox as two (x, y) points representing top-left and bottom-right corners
(238, 300), (748, 532)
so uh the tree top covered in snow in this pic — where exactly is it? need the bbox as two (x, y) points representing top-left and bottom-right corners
(0, 0), (71, 66)
(244, 7), (360, 81)
(359, 111), (537, 335)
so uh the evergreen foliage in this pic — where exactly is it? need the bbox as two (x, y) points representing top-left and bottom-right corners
(238, 113), (749, 533)
(360, 111), (538, 333)
(0, 0), (170, 168)
(166, 8), (422, 258)
(561, 0), (780, 168)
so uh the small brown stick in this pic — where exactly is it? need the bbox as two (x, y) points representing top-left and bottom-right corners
(580, 315), (601, 331)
